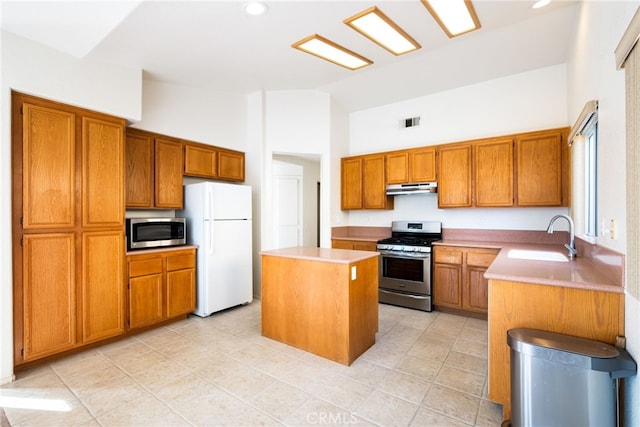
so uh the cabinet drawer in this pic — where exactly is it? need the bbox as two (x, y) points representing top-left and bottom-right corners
(129, 258), (163, 277)
(167, 253), (196, 271)
(434, 248), (463, 264)
(353, 242), (377, 251)
(467, 251), (498, 267)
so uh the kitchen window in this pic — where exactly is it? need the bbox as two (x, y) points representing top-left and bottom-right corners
(584, 116), (598, 237)
(569, 100), (598, 240)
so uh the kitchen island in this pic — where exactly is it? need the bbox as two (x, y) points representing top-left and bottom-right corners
(260, 247), (379, 365)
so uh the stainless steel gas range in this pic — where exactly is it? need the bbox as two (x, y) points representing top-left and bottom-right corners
(376, 221), (442, 312)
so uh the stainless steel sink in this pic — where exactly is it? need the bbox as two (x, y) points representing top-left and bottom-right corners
(507, 249), (569, 262)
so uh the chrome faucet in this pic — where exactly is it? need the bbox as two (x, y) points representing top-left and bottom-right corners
(546, 214), (577, 259)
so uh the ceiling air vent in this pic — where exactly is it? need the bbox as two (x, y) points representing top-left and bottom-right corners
(401, 116), (420, 129)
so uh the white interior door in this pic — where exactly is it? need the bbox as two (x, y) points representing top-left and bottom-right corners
(273, 161), (303, 249)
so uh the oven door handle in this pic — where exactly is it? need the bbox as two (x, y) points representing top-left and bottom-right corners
(379, 289), (430, 300)
(379, 252), (431, 259)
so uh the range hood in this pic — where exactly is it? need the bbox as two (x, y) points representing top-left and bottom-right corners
(386, 182), (437, 195)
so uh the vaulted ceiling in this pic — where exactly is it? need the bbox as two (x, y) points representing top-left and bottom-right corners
(1, 0), (580, 111)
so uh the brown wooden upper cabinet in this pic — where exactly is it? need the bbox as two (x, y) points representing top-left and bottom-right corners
(126, 129), (184, 209)
(386, 147), (437, 184)
(341, 157), (363, 210)
(342, 126), (569, 210)
(474, 138), (514, 207)
(184, 141), (245, 182)
(184, 142), (216, 178)
(341, 154), (393, 210)
(438, 143), (472, 208)
(217, 148), (245, 181)
(516, 128), (568, 206)
(438, 127), (569, 208)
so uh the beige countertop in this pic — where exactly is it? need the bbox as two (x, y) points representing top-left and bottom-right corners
(261, 246), (379, 264)
(331, 226), (390, 242)
(126, 245), (198, 256)
(434, 240), (623, 294)
(331, 235), (387, 242)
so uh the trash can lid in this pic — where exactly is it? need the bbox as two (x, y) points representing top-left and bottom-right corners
(508, 328), (636, 377)
(507, 328), (619, 358)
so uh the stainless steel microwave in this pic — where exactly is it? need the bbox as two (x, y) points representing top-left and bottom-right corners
(126, 217), (186, 251)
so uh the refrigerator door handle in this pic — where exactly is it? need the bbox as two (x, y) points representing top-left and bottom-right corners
(204, 219), (214, 255)
(205, 186), (214, 255)
(205, 185), (213, 220)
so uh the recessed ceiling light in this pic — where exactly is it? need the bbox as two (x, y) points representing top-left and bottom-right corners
(345, 6), (420, 56)
(421, 0), (481, 38)
(292, 34), (372, 70)
(244, 1), (268, 16)
(533, 0), (551, 9)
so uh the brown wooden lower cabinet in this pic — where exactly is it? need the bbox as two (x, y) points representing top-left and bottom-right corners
(21, 233), (77, 362)
(19, 231), (126, 364)
(81, 231), (126, 344)
(16, 245), (196, 368)
(331, 239), (378, 251)
(433, 245), (498, 317)
(166, 252), (198, 318)
(128, 257), (164, 329)
(127, 248), (196, 330)
(488, 279), (624, 420)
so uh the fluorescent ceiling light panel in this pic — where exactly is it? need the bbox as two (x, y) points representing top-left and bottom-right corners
(345, 6), (420, 55)
(421, 0), (481, 38)
(292, 34), (372, 70)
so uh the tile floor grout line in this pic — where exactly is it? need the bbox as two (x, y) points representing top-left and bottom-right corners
(2, 303), (503, 427)
(68, 351), (193, 427)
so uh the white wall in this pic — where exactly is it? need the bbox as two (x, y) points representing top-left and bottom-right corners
(565, 2), (640, 424)
(260, 90), (333, 250)
(567, 3), (631, 255)
(350, 65), (568, 155)
(0, 31), (143, 384)
(130, 80), (247, 151)
(329, 98), (351, 236)
(245, 91), (264, 300)
(347, 65), (570, 231)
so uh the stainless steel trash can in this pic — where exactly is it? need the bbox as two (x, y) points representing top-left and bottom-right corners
(507, 328), (636, 427)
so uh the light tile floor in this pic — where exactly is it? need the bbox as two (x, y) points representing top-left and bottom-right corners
(0, 302), (504, 426)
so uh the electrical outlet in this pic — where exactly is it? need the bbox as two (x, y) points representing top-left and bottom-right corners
(351, 266), (357, 280)
(610, 219), (617, 239)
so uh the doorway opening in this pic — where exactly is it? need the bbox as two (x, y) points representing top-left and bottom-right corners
(271, 154), (321, 249)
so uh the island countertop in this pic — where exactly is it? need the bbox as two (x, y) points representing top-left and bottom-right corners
(260, 246), (379, 264)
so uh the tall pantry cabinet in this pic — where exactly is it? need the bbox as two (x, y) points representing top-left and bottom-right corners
(12, 92), (126, 364)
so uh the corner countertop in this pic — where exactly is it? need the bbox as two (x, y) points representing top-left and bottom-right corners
(434, 240), (623, 294)
(331, 226), (390, 242)
(261, 246), (379, 264)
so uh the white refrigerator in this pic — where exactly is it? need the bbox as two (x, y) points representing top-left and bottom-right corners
(179, 182), (253, 317)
